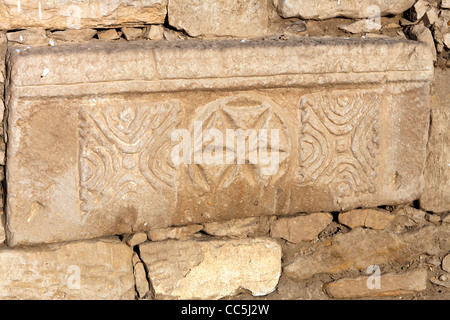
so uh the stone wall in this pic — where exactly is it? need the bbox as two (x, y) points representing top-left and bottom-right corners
(0, 0), (448, 300)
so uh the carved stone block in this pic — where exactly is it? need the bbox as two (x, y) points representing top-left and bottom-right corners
(5, 39), (434, 245)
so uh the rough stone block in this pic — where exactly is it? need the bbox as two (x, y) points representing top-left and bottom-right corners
(277, 0), (416, 20)
(420, 69), (450, 213)
(324, 270), (428, 298)
(0, 0), (167, 31)
(168, 0), (268, 38)
(139, 237), (281, 299)
(5, 38), (434, 245)
(0, 239), (134, 299)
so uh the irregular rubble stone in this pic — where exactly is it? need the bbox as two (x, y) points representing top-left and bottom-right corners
(423, 7), (439, 27)
(270, 213), (333, 243)
(443, 254), (450, 273)
(134, 260), (149, 298)
(324, 270), (428, 298)
(434, 10), (450, 52)
(444, 33), (450, 49)
(147, 224), (203, 241)
(124, 232), (148, 247)
(139, 237), (282, 299)
(338, 209), (395, 230)
(442, 0), (450, 9)
(97, 29), (121, 40)
(339, 19), (381, 34)
(277, 0), (416, 19)
(0, 0), (167, 30)
(5, 39), (434, 245)
(0, 239), (134, 299)
(6, 29), (48, 46)
(144, 25), (164, 40)
(405, 0), (430, 21)
(168, 0), (268, 37)
(406, 24), (437, 61)
(203, 217), (273, 237)
(121, 27), (142, 41)
(49, 29), (97, 43)
(0, 32), (5, 82)
(284, 225), (450, 281)
(420, 69), (450, 212)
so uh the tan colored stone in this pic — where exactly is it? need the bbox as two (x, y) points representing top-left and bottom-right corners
(147, 224), (203, 241)
(97, 29), (121, 40)
(420, 69), (450, 213)
(443, 254), (450, 273)
(134, 261), (149, 298)
(6, 28), (48, 46)
(339, 19), (381, 34)
(5, 39), (434, 245)
(338, 209), (395, 230)
(121, 27), (142, 41)
(124, 232), (148, 246)
(49, 29), (97, 43)
(139, 237), (281, 299)
(0, 32), (6, 82)
(144, 25), (164, 40)
(0, 239), (134, 299)
(270, 213), (332, 243)
(442, 0), (450, 9)
(203, 217), (272, 238)
(168, 0), (268, 37)
(406, 24), (437, 61)
(444, 33), (450, 49)
(405, 0), (430, 21)
(277, 0), (416, 19)
(325, 270), (428, 298)
(284, 225), (450, 281)
(0, 0), (167, 31)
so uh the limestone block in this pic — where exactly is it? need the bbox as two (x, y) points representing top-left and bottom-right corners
(0, 0), (167, 30)
(420, 69), (450, 212)
(277, 0), (416, 20)
(139, 237), (281, 299)
(168, 0), (268, 37)
(270, 213), (332, 243)
(324, 270), (428, 298)
(0, 239), (134, 299)
(338, 209), (395, 229)
(5, 38), (434, 245)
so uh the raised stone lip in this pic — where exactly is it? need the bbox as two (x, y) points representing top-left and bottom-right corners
(7, 37), (434, 97)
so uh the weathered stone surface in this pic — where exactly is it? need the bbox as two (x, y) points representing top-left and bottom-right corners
(325, 270), (428, 298)
(6, 28), (48, 46)
(338, 209), (395, 229)
(442, 0), (450, 9)
(121, 27), (142, 41)
(147, 224), (203, 241)
(5, 39), (434, 245)
(339, 19), (381, 34)
(0, 0), (167, 30)
(49, 29), (97, 43)
(284, 225), (450, 281)
(420, 69), (450, 212)
(139, 238), (281, 299)
(406, 24), (437, 61)
(168, 0), (268, 37)
(144, 25), (164, 40)
(97, 28), (121, 40)
(443, 254), (450, 273)
(133, 260), (149, 298)
(277, 0), (416, 19)
(0, 239), (134, 299)
(270, 213), (332, 243)
(203, 217), (273, 237)
(124, 232), (147, 247)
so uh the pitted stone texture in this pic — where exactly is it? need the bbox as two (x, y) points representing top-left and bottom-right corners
(284, 225), (450, 281)
(420, 69), (450, 213)
(5, 39), (433, 245)
(270, 213), (332, 243)
(277, 0), (416, 19)
(168, 0), (268, 37)
(139, 238), (281, 299)
(0, 0), (167, 30)
(338, 209), (395, 229)
(0, 239), (134, 299)
(203, 217), (273, 238)
(325, 270), (428, 298)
